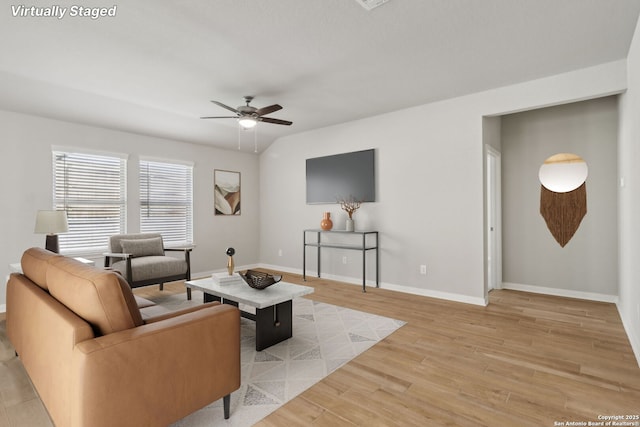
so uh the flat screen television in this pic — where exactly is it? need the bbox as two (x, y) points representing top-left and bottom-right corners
(306, 149), (375, 204)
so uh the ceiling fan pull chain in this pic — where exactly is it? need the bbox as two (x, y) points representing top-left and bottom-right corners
(254, 126), (258, 153)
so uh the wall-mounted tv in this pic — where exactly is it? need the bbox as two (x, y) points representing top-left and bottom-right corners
(306, 149), (375, 204)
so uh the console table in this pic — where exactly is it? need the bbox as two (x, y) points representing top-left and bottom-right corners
(303, 229), (379, 292)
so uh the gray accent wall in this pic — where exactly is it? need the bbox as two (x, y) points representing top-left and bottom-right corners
(501, 96), (619, 296)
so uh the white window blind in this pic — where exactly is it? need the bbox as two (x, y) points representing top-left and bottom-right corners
(53, 149), (127, 255)
(140, 159), (193, 246)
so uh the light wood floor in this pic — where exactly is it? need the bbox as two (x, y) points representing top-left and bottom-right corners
(255, 272), (640, 426)
(2, 273), (639, 426)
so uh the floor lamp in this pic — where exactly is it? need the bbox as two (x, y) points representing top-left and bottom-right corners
(34, 210), (68, 253)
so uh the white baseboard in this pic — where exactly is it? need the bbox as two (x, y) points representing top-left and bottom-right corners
(501, 282), (619, 303)
(381, 282), (488, 306)
(258, 264), (487, 306)
(259, 264), (303, 276)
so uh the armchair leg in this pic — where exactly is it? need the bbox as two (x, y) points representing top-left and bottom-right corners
(223, 394), (231, 419)
(187, 287), (192, 300)
(159, 283), (164, 291)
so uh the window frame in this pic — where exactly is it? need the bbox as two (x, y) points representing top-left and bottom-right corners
(52, 146), (128, 256)
(139, 157), (194, 248)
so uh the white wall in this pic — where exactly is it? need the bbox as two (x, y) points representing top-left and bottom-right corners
(501, 97), (619, 300)
(618, 15), (640, 362)
(482, 117), (502, 152)
(0, 110), (260, 306)
(259, 60), (627, 306)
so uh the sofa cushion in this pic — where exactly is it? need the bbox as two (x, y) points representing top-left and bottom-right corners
(20, 247), (62, 290)
(111, 256), (188, 282)
(109, 233), (162, 253)
(47, 257), (144, 336)
(120, 237), (164, 258)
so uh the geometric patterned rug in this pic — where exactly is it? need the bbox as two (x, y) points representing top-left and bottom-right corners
(166, 291), (406, 426)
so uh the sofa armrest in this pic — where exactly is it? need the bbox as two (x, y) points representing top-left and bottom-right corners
(103, 252), (131, 269)
(103, 252), (131, 258)
(164, 247), (192, 284)
(164, 247), (194, 252)
(71, 304), (240, 427)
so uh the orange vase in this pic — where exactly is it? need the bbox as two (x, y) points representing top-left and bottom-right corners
(320, 212), (333, 230)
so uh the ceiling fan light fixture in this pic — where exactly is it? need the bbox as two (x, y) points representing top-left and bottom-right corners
(238, 116), (257, 129)
(354, 0), (390, 11)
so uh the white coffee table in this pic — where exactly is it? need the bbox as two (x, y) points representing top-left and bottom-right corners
(185, 277), (314, 351)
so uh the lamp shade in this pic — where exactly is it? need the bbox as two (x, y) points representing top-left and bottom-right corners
(34, 210), (69, 234)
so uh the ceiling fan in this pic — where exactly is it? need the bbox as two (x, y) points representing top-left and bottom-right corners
(201, 96), (292, 129)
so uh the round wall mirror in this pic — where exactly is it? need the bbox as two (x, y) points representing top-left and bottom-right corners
(538, 153), (588, 193)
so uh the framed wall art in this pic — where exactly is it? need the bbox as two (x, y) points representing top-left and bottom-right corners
(214, 169), (241, 215)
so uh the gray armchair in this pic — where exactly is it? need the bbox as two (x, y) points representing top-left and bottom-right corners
(104, 233), (194, 300)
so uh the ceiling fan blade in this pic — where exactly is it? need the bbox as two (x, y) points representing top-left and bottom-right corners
(255, 104), (282, 116)
(210, 100), (239, 114)
(200, 116), (238, 119)
(259, 117), (293, 126)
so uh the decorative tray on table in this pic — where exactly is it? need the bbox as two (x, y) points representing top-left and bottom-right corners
(239, 270), (282, 290)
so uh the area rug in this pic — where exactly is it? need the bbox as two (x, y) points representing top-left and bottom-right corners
(156, 290), (406, 426)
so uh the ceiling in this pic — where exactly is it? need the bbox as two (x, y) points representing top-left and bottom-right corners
(1, 0), (639, 153)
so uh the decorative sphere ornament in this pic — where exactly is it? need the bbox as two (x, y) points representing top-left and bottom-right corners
(226, 247), (235, 275)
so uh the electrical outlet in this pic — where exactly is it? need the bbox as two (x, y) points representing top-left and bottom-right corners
(342, 256), (348, 264)
(278, 249), (283, 257)
(420, 265), (427, 275)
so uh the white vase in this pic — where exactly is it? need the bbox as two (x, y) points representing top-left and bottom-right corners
(345, 218), (354, 232)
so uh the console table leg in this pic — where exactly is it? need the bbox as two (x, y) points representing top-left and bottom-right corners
(303, 231), (307, 281)
(362, 233), (366, 292)
(376, 233), (379, 288)
(362, 253), (366, 293)
(316, 231), (321, 278)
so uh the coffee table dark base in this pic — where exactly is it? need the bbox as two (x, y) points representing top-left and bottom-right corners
(204, 293), (293, 351)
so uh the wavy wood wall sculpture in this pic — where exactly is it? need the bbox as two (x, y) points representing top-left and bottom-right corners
(540, 183), (587, 247)
(538, 153), (588, 248)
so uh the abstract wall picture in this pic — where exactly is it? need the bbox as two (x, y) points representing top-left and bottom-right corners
(214, 170), (241, 215)
(538, 153), (588, 247)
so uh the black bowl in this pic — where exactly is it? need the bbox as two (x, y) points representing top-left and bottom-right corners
(240, 270), (282, 290)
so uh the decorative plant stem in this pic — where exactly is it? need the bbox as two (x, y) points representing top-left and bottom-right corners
(338, 196), (362, 219)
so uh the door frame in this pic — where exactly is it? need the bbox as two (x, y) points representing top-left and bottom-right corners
(485, 145), (502, 294)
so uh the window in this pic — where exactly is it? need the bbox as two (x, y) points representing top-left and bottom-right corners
(53, 149), (127, 255)
(140, 159), (193, 246)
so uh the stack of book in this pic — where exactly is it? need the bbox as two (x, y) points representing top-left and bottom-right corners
(212, 272), (243, 286)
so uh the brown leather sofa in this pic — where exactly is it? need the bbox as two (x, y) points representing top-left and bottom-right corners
(6, 248), (240, 427)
